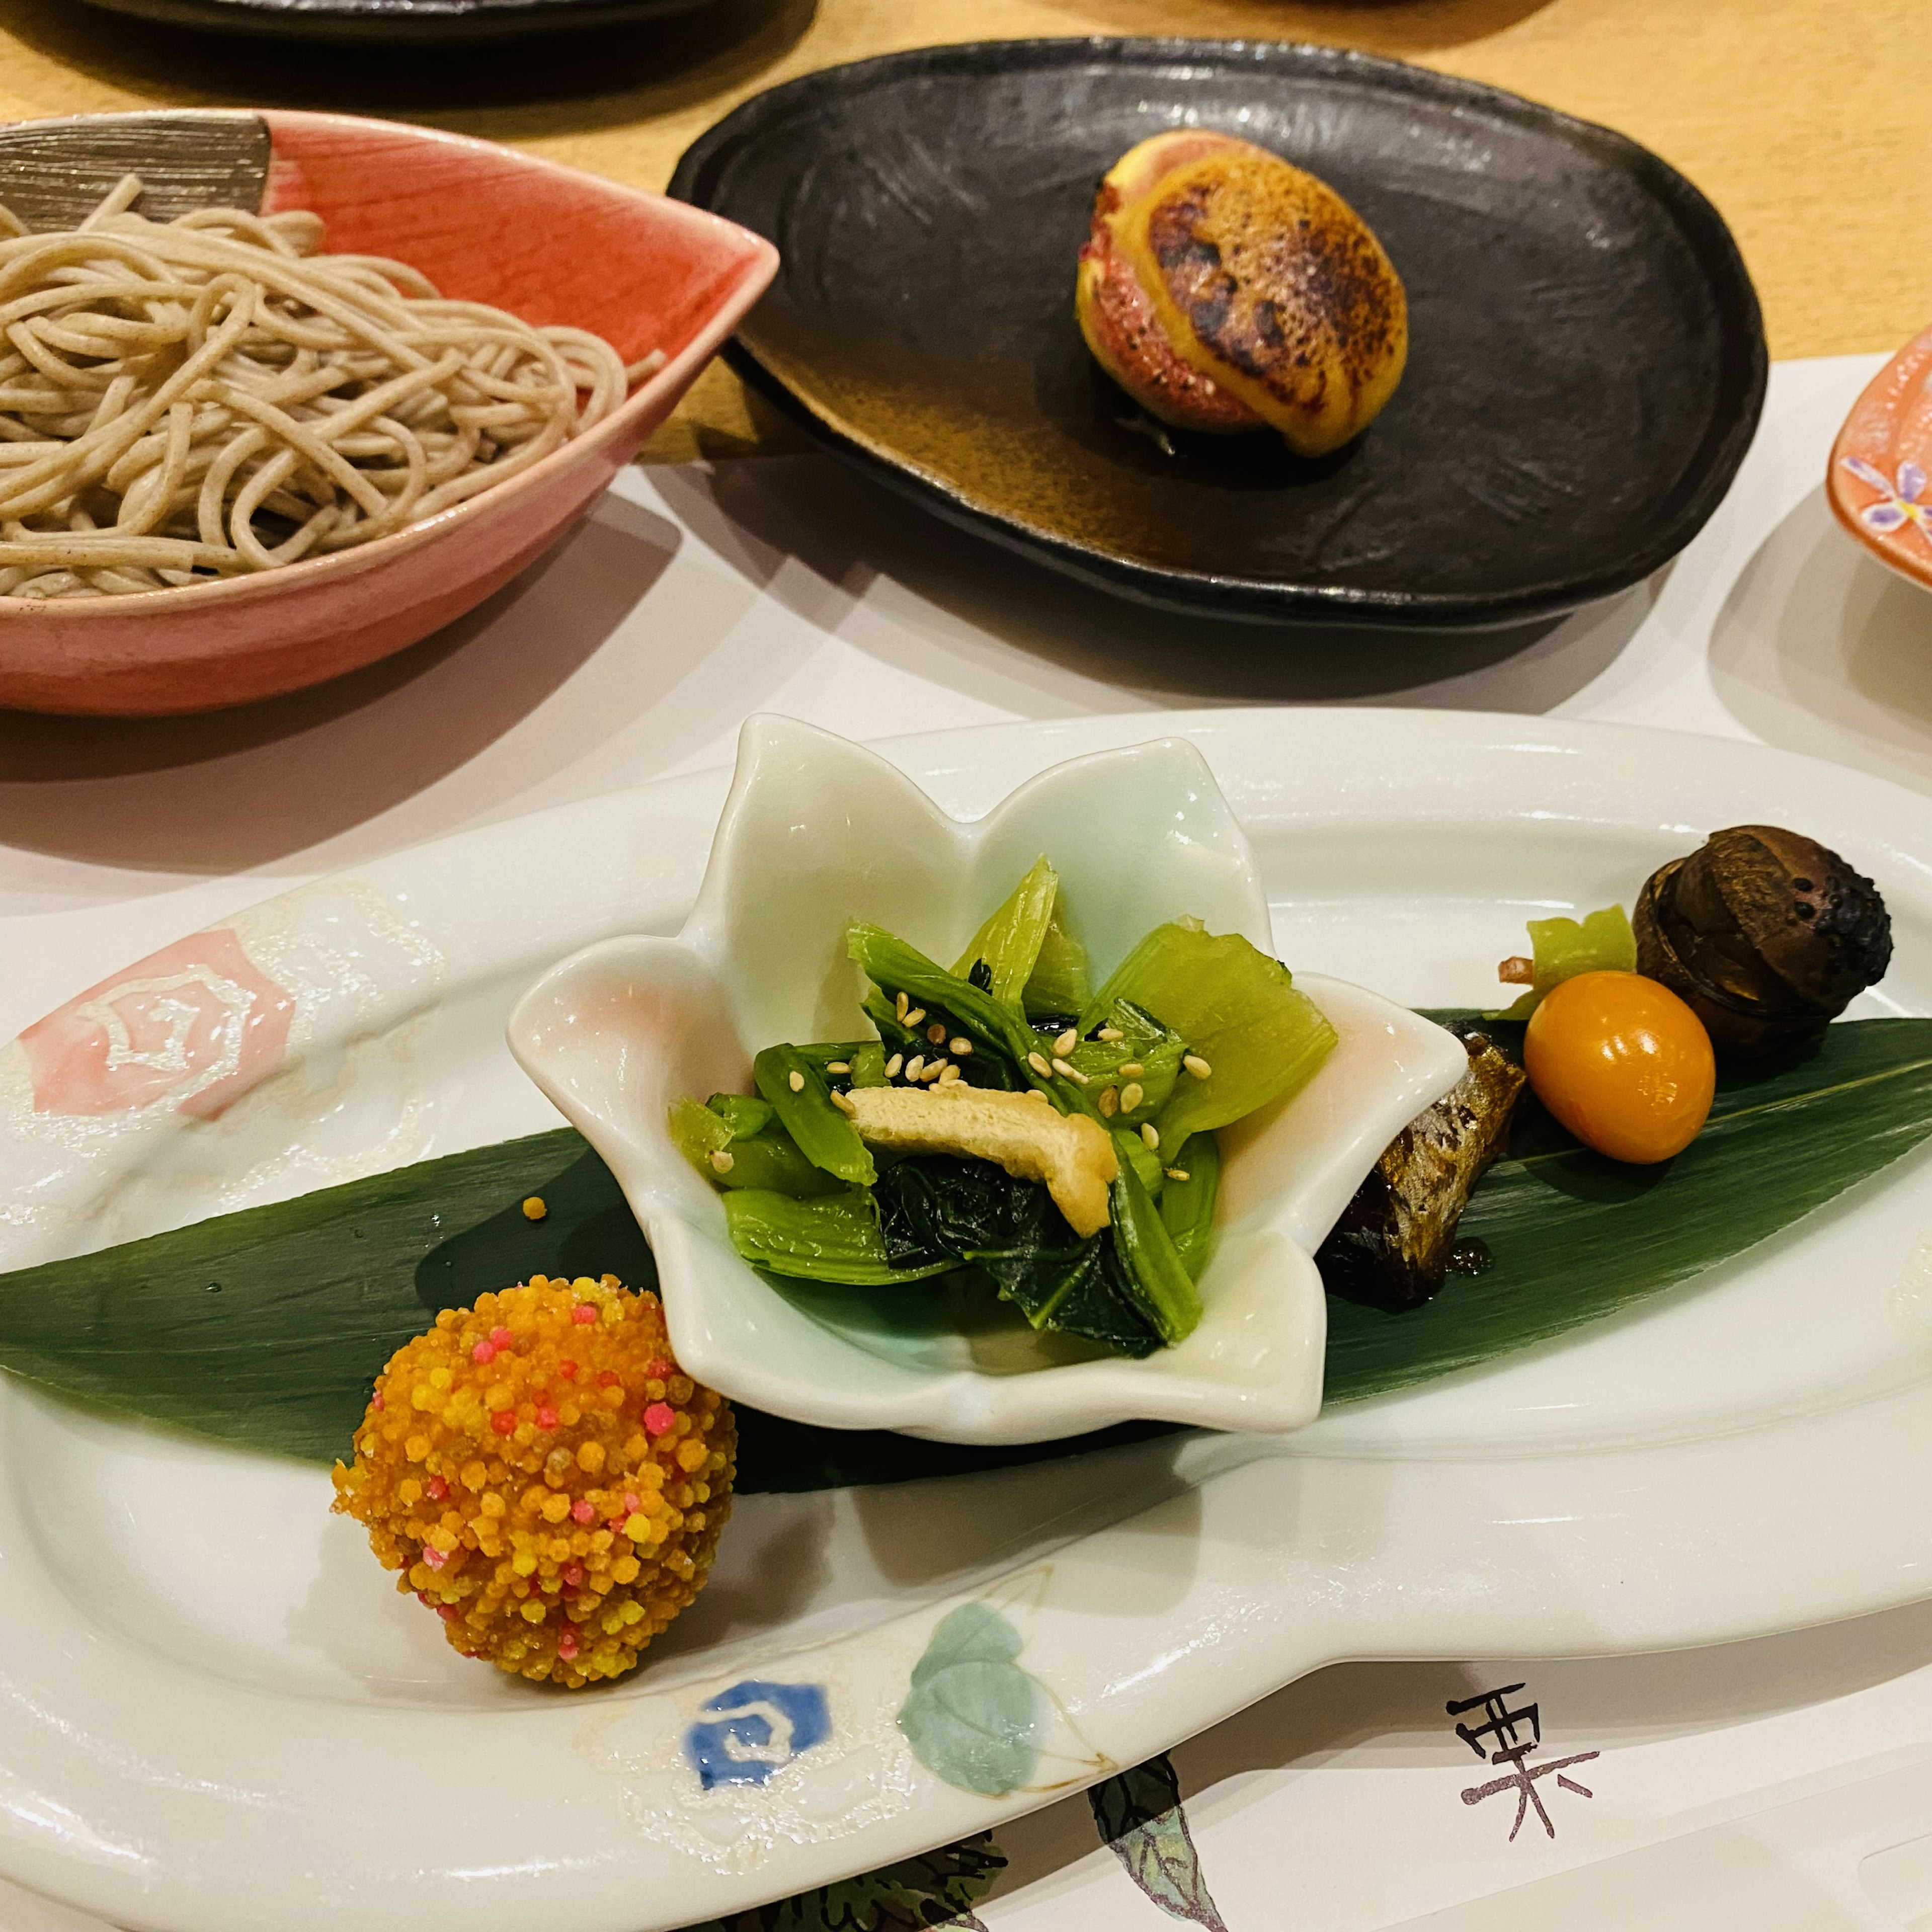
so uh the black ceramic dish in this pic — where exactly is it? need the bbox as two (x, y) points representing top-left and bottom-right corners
(672, 38), (1767, 630)
(75, 0), (706, 42)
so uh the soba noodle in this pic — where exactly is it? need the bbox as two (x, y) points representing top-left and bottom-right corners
(0, 174), (663, 598)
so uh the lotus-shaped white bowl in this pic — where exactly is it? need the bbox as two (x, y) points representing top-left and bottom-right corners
(508, 718), (1465, 1444)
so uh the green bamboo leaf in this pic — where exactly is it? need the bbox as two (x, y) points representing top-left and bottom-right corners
(6, 1020), (1932, 1493)
(897, 1604), (1042, 1796)
(1089, 1753), (1228, 1931)
(0, 1128), (649, 1463)
(1326, 1014), (1932, 1402)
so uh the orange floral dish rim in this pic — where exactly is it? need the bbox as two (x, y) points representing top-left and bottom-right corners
(1828, 320), (1932, 591)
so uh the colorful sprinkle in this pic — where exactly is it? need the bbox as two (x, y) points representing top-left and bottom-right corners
(645, 1402), (676, 1437)
(522, 1196), (547, 1221)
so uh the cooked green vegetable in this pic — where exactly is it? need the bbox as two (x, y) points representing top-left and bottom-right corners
(1159, 1133), (1221, 1279)
(849, 923), (1037, 1072)
(1495, 904), (1637, 1020)
(1023, 898), (1092, 1020)
(1084, 922), (1336, 1145)
(1068, 998), (1185, 1125)
(722, 1188), (949, 1285)
(953, 855), (1060, 1012)
(693, 869), (1337, 1358)
(670, 1095), (733, 1168)
(707, 1093), (774, 1138)
(754, 1043), (875, 1185)
(1107, 1152), (1201, 1345)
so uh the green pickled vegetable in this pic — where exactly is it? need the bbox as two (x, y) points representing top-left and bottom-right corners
(722, 1189), (951, 1285)
(1159, 1133), (1221, 1280)
(706, 1093), (774, 1138)
(954, 855), (1059, 1012)
(1022, 899), (1091, 1020)
(717, 1129), (847, 1196)
(1107, 1152), (1201, 1345)
(1067, 998), (1185, 1124)
(753, 1044), (875, 1186)
(1495, 904), (1638, 1019)
(676, 1095), (840, 1194)
(849, 924), (1040, 1075)
(669, 1096), (732, 1170)
(1087, 923), (1335, 1147)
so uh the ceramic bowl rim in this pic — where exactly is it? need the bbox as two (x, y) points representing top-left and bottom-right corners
(0, 107), (778, 624)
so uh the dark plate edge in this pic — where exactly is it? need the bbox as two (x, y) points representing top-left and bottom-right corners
(672, 35), (1769, 633)
(73, 0), (708, 41)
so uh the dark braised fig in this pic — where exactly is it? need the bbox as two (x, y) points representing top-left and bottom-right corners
(1317, 1026), (1527, 1312)
(1634, 826), (1891, 1061)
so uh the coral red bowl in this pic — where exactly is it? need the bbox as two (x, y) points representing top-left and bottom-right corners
(1829, 325), (1932, 592)
(0, 109), (777, 716)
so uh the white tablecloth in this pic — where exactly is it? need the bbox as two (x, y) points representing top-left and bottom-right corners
(6, 353), (1930, 1932)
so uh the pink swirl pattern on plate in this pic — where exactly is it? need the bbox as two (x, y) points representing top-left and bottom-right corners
(20, 928), (293, 1119)
(1830, 328), (1932, 586)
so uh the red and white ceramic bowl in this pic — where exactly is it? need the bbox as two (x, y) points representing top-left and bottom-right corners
(0, 109), (777, 716)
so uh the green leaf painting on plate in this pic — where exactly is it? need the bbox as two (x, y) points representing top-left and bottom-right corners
(897, 1602), (1043, 1797)
(1089, 1752), (1228, 1931)
(3, 1019), (1932, 1485)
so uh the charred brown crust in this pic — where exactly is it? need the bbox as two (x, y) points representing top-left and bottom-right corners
(1634, 827), (1893, 1060)
(1074, 130), (1406, 457)
(1144, 168), (1404, 421)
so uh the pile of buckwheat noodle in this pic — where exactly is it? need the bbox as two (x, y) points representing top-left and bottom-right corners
(0, 173), (663, 598)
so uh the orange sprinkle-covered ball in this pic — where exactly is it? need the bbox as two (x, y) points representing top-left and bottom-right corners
(331, 1274), (734, 1688)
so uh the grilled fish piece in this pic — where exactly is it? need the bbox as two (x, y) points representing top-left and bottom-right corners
(1317, 1027), (1527, 1312)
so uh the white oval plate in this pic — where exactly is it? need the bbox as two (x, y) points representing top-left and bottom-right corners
(2, 708), (1930, 1932)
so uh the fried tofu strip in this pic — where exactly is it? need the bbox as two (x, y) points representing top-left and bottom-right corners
(846, 1084), (1117, 1238)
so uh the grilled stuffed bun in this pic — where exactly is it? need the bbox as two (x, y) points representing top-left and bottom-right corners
(1075, 130), (1407, 457)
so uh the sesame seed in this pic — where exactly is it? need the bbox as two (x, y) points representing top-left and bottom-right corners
(904, 1008), (927, 1028)
(1119, 1062), (1145, 1078)
(1026, 1088), (1053, 1104)
(885, 1054), (904, 1078)
(1054, 1027), (1078, 1057)
(922, 1059), (947, 1082)
(905, 1056), (926, 1082)
(1098, 1086), (1119, 1117)
(787, 1070), (805, 1092)
(1097, 1026), (1123, 1042)
(1120, 1082), (1144, 1112)
(950, 1037), (972, 1056)
(895, 991), (909, 1020)
(1027, 1051), (1052, 1076)
(938, 1063), (962, 1084)
(825, 1061), (850, 1074)
(1052, 1058), (1089, 1085)
(1141, 1122), (1160, 1151)
(708, 1150), (735, 1174)
(1165, 1167), (1190, 1182)
(1183, 1054), (1213, 1080)
(927, 1022), (947, 1044)
(829, 1090), (856, 1114)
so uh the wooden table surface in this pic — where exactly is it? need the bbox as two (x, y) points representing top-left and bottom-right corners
(0, 0), (1919, 461)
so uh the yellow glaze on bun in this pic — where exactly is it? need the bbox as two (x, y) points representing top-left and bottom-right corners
(1076, 131), (1407, 457)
